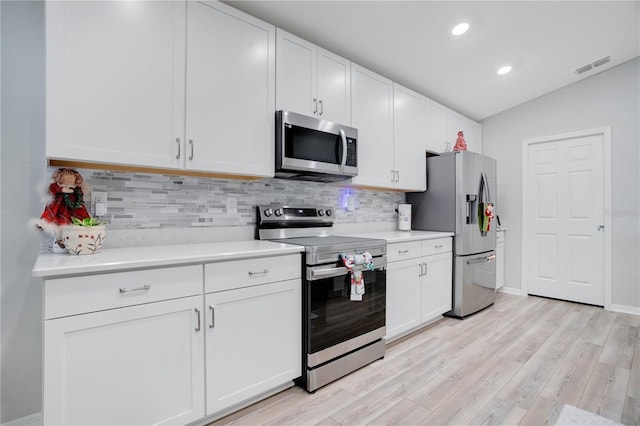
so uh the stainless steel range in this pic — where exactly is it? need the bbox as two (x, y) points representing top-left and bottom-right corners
(257, 205), (387, 392)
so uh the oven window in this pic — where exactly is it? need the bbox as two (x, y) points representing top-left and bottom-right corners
(308, 268), (386, 354)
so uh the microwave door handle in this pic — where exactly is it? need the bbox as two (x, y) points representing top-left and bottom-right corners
(339, 129), (347, 169)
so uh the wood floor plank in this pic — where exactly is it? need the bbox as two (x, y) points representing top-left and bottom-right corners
(518, 395), (564, 426)
(629, 371), (640, 399)
(364, 398), (431, 426)
(495, 354), (557, 410)
(578, 362), (630, 423)
(599, 323), (639, 369)
(582, 308), (616, 346)
(468, 398), (528, 425)
(539, 340), (602, 405)
(622, 396), (640, 426)
(534, 308), (595, 362)
(416, 357), (523, 425)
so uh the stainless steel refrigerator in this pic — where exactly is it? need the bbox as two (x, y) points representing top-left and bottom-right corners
(407, 151), (497, 318)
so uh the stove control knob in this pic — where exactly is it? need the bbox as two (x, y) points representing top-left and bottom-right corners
(317, 209), (325, 216)
(326, 209), (332, 217)
(274, 208), (283, 217)
(263, 208), (273, 217)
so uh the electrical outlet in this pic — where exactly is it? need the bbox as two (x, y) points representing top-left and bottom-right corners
(91, 191), (107, 216)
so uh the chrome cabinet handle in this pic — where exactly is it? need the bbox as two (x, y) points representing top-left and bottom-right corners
(398, 249), (409, 254)
(435, 244), (443, 249)
(418, 263), (423, 277)
(319, 99), (324, 115)
(391, 170), (395, 183)
(188, 139), (194, 160)
(313, 98), (318, 114)
(175, 138), (181, 159)
(119, 284), (150, 294)
(248, 269), (268, 276)
(195, 308), (201, 332)
(395, 170), (400, 183)
(209, 305), (215, 328)
(423, 262), (427, 275)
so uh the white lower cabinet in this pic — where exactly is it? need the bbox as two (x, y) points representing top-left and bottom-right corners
(42, 253), (302, 425)
(205, 279), (301, 415)
(496, 230), (505, 290)
(44, 295), (205, 426)
(386, 238), (453, 342)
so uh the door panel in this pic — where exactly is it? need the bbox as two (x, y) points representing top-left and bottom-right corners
(527, 134), (604, 305)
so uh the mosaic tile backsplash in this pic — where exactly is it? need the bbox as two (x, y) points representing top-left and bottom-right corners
(52, 167), (405, 231)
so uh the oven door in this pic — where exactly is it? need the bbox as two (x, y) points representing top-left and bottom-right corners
(305, 258), (386, 368)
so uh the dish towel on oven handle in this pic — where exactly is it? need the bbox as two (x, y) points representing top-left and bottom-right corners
(340, 252), (374, 301)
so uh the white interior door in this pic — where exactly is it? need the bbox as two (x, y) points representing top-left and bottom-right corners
(527, 133), (605, 305)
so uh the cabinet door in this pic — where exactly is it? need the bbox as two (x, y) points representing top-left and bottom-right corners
(350, 64), (394, 188)
(393, 83), (427, 191)
(386, 259), (422, 341)
(276, 28), (317, 117)
(44, 296), (205, 426)
(46, 1), (186, 168)
(462, 116), (483, 153)
(205, 279), (301, 415)
(317, 48), (351, 125)
(421, 252), (453, 322)
(185, 1), (275, 177)
(445, 108), (463, 150)
(426, 98), (447, 153)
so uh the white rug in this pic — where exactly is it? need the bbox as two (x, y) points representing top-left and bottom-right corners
(555, 404), (623, 426)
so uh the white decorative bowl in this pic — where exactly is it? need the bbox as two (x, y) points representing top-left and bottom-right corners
(60, 225), (106, 255)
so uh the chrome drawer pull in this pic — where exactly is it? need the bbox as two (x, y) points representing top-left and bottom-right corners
(119, 284), (150, 294)
(195, 308), (201, 332)
(209, 305), (215, 329)
(248, 269), (268, 276)
(435, 244), (443, 248)
(398, 249), (409, 254)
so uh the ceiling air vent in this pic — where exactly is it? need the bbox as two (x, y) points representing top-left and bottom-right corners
(575, 63), (593, 74)
(592, 56), (611, 68)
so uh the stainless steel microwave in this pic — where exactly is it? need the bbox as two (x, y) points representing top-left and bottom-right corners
(275, 111), (358, 182)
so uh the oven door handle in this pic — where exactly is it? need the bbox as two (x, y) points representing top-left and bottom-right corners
(306, 257), (387, 281)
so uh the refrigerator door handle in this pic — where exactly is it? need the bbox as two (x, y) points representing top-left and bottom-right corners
(466, 194), (477, 224)
(467, 254), (496, 265)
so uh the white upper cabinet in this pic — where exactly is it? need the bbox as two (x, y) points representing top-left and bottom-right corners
(185, 1), (275, 177)
(46, 0), (275, 178)
(462, 116), (483, 153)
(350, 64), (394, 188)
(276, 29), (351, 125)
(426, 98), (447, 153)
(425, 98), (483, 154)
(46, 1), (187, 168)
(393, 83), (427, 191)
(445, 108), (463, 151)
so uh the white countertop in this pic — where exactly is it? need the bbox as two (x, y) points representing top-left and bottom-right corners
(33, 240), (304, 279)
(346, 230), (454, 243)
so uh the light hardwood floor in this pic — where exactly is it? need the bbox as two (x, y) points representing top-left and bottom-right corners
(211, 293), (640, 425)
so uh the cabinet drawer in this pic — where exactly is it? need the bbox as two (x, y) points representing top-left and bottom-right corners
(45, 265), (203, 320)
(387, 241), (422, 262)
(205, 254), (301, 293)
(421, 237), (453, 256)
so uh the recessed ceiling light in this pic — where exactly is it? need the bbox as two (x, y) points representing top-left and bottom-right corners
(452, 22), (469, 36)
(497, 65), (512, 75)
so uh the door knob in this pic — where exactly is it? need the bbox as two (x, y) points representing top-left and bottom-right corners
(598, 225), (605, 232)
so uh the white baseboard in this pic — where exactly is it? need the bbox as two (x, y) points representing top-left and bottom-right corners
(497, 286), (524, 296)
(2, 412), (41, 426)
(609, 304), (640, 316)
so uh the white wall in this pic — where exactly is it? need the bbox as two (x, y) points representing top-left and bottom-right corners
(482, 58), (640, 310)
(0, 1), (45, 422)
